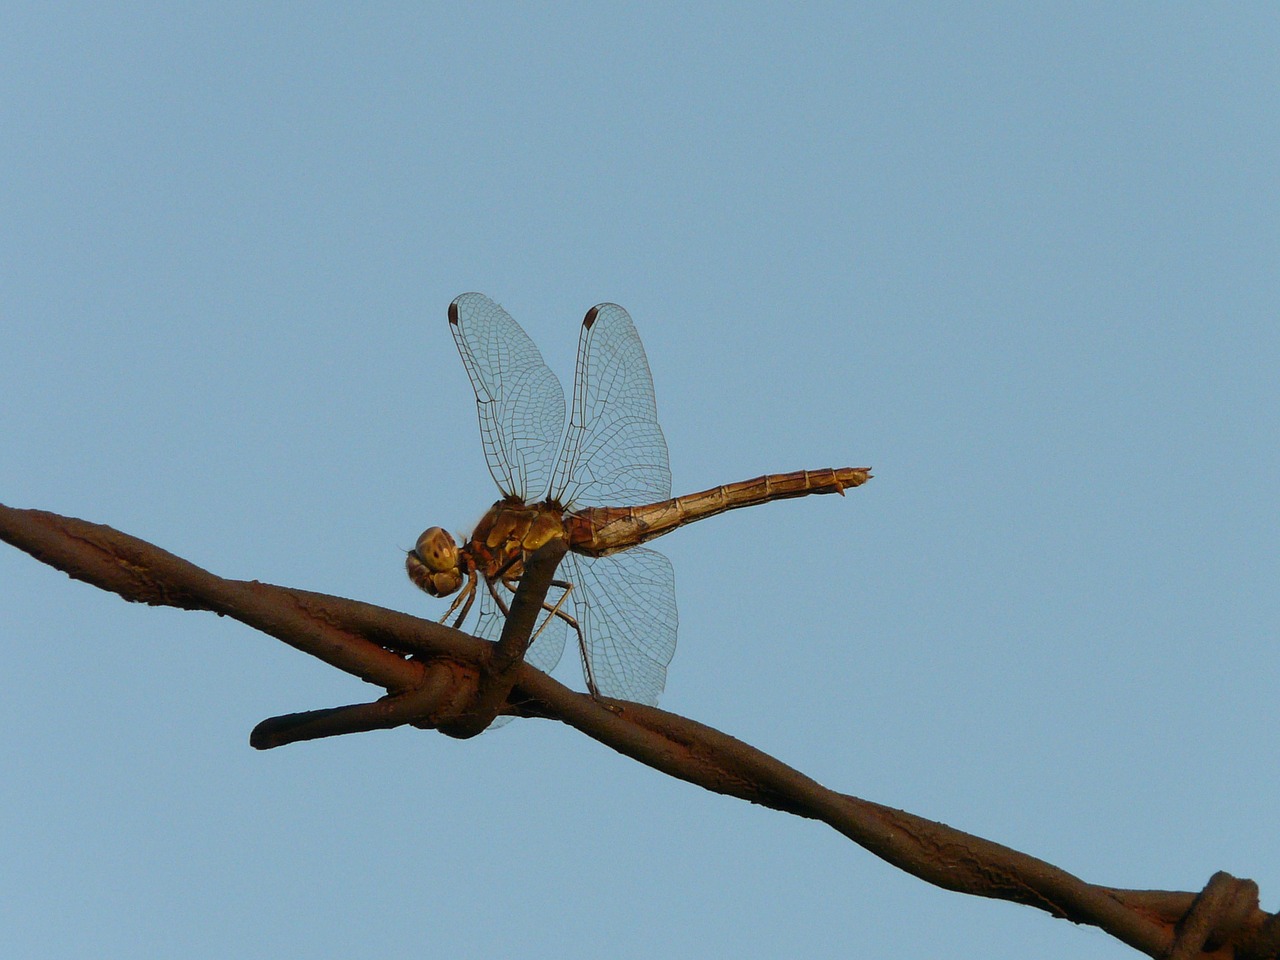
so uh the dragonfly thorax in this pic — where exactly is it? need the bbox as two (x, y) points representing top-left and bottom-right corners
(466, 500), (568, 581)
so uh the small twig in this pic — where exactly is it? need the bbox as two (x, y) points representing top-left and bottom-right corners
(434, 537), (569, 739)
(249, 671), (459, 748)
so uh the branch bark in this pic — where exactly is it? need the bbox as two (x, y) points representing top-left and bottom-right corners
(2, 501), (1276, 959)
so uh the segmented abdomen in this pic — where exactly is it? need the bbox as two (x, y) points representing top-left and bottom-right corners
(565, 466), (871, 556)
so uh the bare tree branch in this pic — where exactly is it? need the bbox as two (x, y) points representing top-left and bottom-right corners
(2, 501), (1276, 959)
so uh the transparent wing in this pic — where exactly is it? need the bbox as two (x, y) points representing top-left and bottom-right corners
(563, 548), (677, 705)
(470, 573), (569, 729)
(550, 303), (672, 509)
(449, 293), (566, 502)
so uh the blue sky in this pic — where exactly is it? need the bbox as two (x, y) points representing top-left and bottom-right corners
(2, 5), (1277, 958)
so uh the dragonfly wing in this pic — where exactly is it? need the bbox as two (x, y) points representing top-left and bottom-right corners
(550, 303), (672, 508)
(449, 293), (566, 502)
(470, 574), (569, 729)
(563, 548), (677, 705)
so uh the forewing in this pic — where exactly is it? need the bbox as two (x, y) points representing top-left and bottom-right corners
(550, 303), (672, 508)
(470, 574), (569, 729)
(449, 293), (566, 502)
(563, 548), (677, 705)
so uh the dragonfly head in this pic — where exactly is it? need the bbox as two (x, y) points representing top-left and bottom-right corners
(406, 526), (464, 597)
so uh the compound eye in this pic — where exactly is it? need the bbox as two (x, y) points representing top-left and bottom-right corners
(406, 529), (464, 598)
(414, 527), (459, 573)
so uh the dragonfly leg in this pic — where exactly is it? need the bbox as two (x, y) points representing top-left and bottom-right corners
(495, 575), (561, 643)
(490, 577), (513, 617)
(498, 576), (575, 642)
(543, 579), (600, 700)
(451, 574), (478, 629)
(496, 576), (600, 701)
(440, 572), (477, 628)
(527, 580), (573, 646)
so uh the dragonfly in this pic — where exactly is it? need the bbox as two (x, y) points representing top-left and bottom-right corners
(406, 293), (871, 708)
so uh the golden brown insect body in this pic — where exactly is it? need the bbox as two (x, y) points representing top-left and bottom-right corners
(406, 292), (873, 707)
(407, 466), (872, 601)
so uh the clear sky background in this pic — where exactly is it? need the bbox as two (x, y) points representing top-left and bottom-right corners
(2, 5), (1277, 958)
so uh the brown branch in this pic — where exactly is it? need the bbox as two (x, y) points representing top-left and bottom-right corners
(432, 536), (568, 739)
(2, 501), (1275, 959)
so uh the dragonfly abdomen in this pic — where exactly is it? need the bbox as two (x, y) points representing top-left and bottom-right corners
(566, 466), (872, 556)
